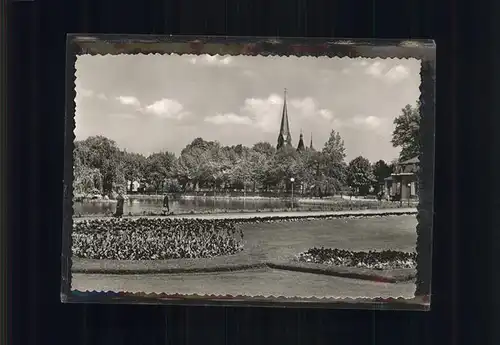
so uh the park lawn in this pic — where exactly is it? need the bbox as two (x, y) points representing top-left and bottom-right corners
(240, 215), (418, 262)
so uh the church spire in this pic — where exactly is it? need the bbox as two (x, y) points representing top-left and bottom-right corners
(276, 88), (292, 150)
(310, 132), (314, 150)
(297, 129), (305, 152)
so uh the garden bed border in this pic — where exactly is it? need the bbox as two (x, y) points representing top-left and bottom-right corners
(72, 257), (416, 283)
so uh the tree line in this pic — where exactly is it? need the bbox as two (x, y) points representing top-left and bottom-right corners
(73, 103), (420, 197)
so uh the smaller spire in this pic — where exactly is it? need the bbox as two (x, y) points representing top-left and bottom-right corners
(297, 128), (305, 152)
(309, 132), (314, 149)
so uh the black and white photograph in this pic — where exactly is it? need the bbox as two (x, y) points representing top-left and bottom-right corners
(63, 37), (435, 308)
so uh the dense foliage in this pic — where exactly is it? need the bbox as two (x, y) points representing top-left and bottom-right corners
(72, 218), (244, 260)
(298, 247), (416, 270)
(392, 103), (421, 161)
(347, 156), (376, 196)
(74, 103), (419, 198)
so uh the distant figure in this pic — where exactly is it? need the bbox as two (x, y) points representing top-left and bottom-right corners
(162, 193), (170, 215)
(376, 190), (385, 202)
(114, 193), (124, 218)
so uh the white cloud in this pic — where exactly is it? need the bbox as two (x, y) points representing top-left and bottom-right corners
(385, 65), (410, 83)
(365, 61), (385, 77)
(143, 98), (188, 120)
(241, 94), (283, 132)
(364, 61), (410, 83)
(116, 96), (141, 107)
(364, 115), (382, 128)
(290, 97), (316, 117)
(97, 93), (108, 100)
(76, 88), (109, 101)
(204, 113), (252, 125)
(319, 109), (334, 121)
(352, 115), (382, 129)
(240, 94), (339, 132)
(188, 54), (233, 66)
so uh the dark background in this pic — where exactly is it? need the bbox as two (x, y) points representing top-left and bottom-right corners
(6, 0), (497, 344)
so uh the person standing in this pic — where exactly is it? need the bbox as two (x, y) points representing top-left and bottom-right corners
(162, 193), (170, 215)
(114, 192), (125, 218)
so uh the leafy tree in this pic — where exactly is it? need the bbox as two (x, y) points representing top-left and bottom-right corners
(176, 148), (207, 191)
(205, 144), (232, 190)
(144, 152), (176, 193)
(246, 150), (268, 192)
(322, 130), (346, 161)
(113, 168), (127, 194)
(372, 160), (393, 193)
(73, 152), (102, 195)
(252, 141), (276, 158)
(228, 145), (267, 191)
(347, 156), (375, 196)
(163, 178), (182, 193)
(74, 136), (123, 193)
(121, 152), (147, 191)
(320, 130), (348, 195)
(392, 103), (421, 161)
(293, 149), (322, 195)
(223, 145), (253, 190)
(182, 137), (218, 153)
(267, 145), (298, 191)
(177, 138), (219, 191)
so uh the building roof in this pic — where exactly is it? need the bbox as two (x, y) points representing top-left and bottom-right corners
(400, 156), (420, 165)
(297, 131), (305, 151)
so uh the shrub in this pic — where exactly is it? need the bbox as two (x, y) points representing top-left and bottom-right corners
(298, 247), (416, 270)
(72, 218), (244, 260)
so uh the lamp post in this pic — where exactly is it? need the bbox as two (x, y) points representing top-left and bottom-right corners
(290, 177), (295, 210)
(407, 182), (411, 207)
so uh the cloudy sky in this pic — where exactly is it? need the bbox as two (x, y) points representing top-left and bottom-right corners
(74, 54), (421, 162)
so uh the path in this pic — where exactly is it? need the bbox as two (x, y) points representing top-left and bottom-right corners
(74, 207), (417, 221)
(72, 269), (415, 299)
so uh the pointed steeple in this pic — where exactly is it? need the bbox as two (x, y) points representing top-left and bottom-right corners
(297, 129), (305, 152)
(276, 88), (292, 150)
(309, 132), (314, 150)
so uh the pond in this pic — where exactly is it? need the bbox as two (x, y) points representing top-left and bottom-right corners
(73, 197), (301, 216)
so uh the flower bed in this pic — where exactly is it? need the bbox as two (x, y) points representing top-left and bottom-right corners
(72, 218), (244, 260)
(298, 247), (416, 270)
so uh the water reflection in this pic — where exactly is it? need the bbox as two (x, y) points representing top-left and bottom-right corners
(73, 197), (301, 215)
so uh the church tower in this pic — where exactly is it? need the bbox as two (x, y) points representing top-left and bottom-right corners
(276, 88), (293, 150)
(297, 130), (305, 152)
(309, 132), (314, 150)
